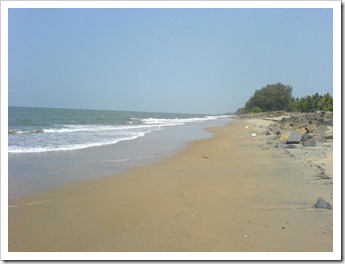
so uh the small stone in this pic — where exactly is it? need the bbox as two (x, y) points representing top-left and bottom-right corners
(261, 130), (270, 135)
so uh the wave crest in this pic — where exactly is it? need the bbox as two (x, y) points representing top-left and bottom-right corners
(9, 129), (44, 135)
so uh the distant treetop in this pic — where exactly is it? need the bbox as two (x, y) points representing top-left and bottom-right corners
(238, 83), (294, 114)
(293, 93), (333, 112)
(236, 83), (332, 114)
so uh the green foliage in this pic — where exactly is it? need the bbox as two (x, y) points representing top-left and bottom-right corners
(236, 83), (332, 114)
(250, 106), (263, 113)
(243, 83), (294, 113)
(234, 107), (246, 114)
(293, 93), (333, 112)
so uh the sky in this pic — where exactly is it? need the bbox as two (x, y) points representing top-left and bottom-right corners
(8, 7), (333, 114)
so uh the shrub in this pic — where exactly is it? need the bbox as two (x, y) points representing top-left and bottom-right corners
(250, 106), (263, 113)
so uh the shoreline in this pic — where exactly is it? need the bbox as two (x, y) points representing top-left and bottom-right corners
(8, 119), (229, 199)
(8, 119), (333, 252)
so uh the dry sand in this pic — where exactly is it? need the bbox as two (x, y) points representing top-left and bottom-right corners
(8, 119), (333, 252)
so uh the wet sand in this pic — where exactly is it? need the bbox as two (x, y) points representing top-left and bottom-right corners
(8, 119), (333, 253)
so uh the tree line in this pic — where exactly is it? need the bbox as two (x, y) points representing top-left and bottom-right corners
(235, 83), (333, 114)
(293, 93), (333, 112)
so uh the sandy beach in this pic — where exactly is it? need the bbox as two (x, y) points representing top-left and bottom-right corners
(8, 119), (333, 253)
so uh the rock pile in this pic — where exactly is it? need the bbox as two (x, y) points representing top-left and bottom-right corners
(234, 111), (297, 119)
(263, 111), (333, 148)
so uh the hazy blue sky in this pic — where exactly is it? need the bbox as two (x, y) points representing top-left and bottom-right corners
(8, 8), (333, 114)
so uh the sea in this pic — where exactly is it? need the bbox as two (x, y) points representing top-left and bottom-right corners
(8, 106), (232, 199)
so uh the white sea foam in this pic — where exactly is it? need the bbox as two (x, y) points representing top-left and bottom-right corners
(8, 113), (230, 154)
(8, 133), (145, 153)
(141, 116), (218, 125)
(102, 158), (131, 162)
(25, 199), (51, 205)
(10, 124), (167, 135)
(43, 124), (153, 134)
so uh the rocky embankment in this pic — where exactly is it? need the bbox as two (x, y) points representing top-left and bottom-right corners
(233, 111), (298, 120)
(234, 111), (333, 148)
(234, 111), (333, 208)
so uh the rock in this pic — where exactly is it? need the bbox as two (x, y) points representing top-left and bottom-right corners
(266, 140), (276, 145)
(287, 130), (303, 144)
(278, 132), (292, 143)
(305, 123), (317, 133)
(275, 142), (286, 148)
(324, 112), (333, 119)
(239, 111), (333, 149)
(286, 144), (297, 149)
(323, 133), (333, 140)
(270, 135), (280, 140)
(314, 125), (330, 135)
(315, 198), (332, 209)
(323, 118), (333, 126)
(268, 123), (281, 135)
(280, 117), (290, 123)
(324, 113), (333, 125)
(314, 136), (326, 144)
(292, 118), (309, 129)
(281, 123), (294, 130)
(315, 172), (332, 180)
(261, 130), (271, 136)
(319, 127), (333, 140)
(301, 133), (312, 142)
(296, 127), (307, 135)
(303, 137), (317, 147)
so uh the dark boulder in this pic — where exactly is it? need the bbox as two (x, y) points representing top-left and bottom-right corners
(287, 131), (303, 144)
(301, 133), (312, 142)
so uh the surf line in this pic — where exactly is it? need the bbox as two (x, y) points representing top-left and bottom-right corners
(25, 199), (52, 205)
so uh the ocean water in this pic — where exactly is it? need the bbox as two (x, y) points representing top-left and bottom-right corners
(8, 107), (231, 198)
